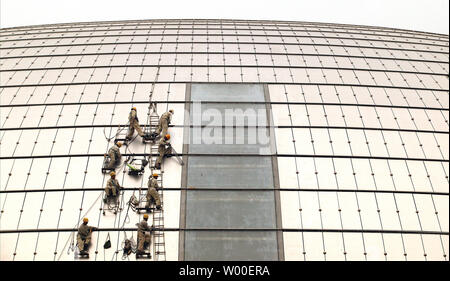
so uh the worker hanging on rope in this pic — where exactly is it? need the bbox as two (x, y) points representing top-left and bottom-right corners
(150, 109), (174, 140)
(146, 173), (162, 211)
(77, 218), (98, 256)
(154, 134), (172, 170)
(136, 214), (152, 255)
(104, 142), (122, 171)
(104, 171), (121, 200)
(126, 107), (145, 140)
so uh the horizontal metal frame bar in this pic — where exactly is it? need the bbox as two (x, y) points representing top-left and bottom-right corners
(0, 100), (447, 112)
(0, 153), (447, 162)
(1, 50), (448, 66)
(1, 124), (447, 135)
(1, 31), (448, 50)
(2, 24), (448, 45)
(1, 41), (448, 56)
(1, 64), (447, 78)
(1, 187), (447, 196)
(1, 81), (447, 92)
(1, 18), (446, 39)
(0, 227), (447, 235)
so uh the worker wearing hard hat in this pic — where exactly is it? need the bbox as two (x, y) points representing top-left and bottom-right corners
(136, 214), (152, 254)
(105, 171), (121, 198)
(145, 173), (162, 210)
(126, 107), (145, 140)
(77, 218), (98, 255)
(152, 109), (174, 138)
(105, 142), (122, 170)
(154, 134), (172, 170)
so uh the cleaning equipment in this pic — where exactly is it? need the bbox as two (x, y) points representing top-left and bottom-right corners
(167, 144), (184, 166)
(125, 156), (149, 176)
(128, 195), (140, 212)
(103, 233), (112, 249)
(122, 239), (135, 260)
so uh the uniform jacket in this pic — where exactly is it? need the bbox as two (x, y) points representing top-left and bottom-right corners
(128, 110), (139, 123)
(137, 220), (151, 233)
(78, 224), (95, 239)
(109, 145), (122, 158)
(107, 178), (121, 191)
(148, 178), (159, 189)
(158, 137), (170, 148)
(161, 112), (172, 124)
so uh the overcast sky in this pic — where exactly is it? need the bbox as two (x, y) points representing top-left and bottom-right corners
(1, 0), (449, 34)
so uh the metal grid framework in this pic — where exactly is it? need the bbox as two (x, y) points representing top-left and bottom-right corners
(0, 19), (449, 261)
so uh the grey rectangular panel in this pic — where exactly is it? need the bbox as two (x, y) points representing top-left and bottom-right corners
(185, 231), (278, 261)
(187, 156), (273, 189)
(186, 190), (276, 228)
(190, 127), (271, 154)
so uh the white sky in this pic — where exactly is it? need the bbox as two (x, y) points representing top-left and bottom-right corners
(1, 0), (449, 34)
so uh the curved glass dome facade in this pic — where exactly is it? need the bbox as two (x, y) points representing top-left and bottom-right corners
(0, 19), (448, 261)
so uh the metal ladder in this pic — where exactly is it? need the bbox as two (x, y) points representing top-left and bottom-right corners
(143, 102), (160, 144)
(147, 102), (166, 261)
(114, 124), (129, 144)
(151, 173), (166, 261)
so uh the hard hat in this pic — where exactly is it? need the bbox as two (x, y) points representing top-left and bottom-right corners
(110, 171), (116, 177)
(165, 134), (170, 140)
(132, 107), (137, 111)
(116, 142), (122, 147)
(152, 173), (158, 178)
(169, 109), (174, 113)
(83, 218), (89, 223)
(143, 214), (149, 219)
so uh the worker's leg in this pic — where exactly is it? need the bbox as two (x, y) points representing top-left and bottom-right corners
(77, 234), (84, 252)
(105, 186), (112, 197)
(155, 155), (162, 169)
(155, 146), (165, 168)
(111, 186), (117, 197)
(149, 188), (161, 208)
(115, 152), (122, 166)
(107, 151), (116, 169)
(145, 233), (151, 249)
(161, 119), (169, 136)
(84, 235), (91, 249)
(137, 232), (145, 251)
(145, 191), (151, 208)
(126, 124), (135, 139)
(134, 122), (144, 137)
(165, 146), (173, 157)
(155, 120), (162, 135)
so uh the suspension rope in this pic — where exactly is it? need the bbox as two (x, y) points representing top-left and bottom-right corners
(57, 190), (104, 261)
